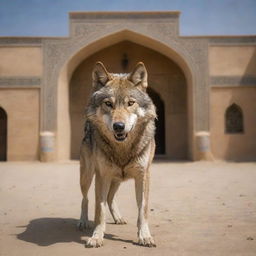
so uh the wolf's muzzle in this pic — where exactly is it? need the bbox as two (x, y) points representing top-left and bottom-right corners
(113, 122), (127, 141)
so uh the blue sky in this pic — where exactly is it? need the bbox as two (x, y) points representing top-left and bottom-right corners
(0, 0), (256, 36)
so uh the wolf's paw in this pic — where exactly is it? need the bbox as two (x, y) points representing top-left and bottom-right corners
(138, 236), (156, 247)
(85, 237), (104, 248)
(114, 217), (127, 225)
(77, 219), (92, 231)
(137, 223), (156, 247)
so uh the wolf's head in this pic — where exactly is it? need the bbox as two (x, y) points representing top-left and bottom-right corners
(87, 62), (156, 143)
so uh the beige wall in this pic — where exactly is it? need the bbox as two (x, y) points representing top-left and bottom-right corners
(69, 41), (188, 160)
(209, 46), (256, 76)
(210, 87), (256, 161)
(0, 89), (40, 160)
(0, 47), (42, 76)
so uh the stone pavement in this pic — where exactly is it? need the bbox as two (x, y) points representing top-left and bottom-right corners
(0, 161), (256, 256)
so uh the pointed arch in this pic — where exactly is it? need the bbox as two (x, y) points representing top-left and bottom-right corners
(56, 29), (194, 160)
(63, 29), (193, 81)
(0, 107), (7, 161)
(225, 103), (244, 133)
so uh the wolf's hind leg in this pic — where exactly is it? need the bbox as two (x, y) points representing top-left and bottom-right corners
(77, 162), (94, 230)
(107, 180), (127, 224)
(78, 197), (92, 230)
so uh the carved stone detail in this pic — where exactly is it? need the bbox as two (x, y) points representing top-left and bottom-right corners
(70, 12), (180, 21)
(210, 76), (256, 86)
(209, 37), (256, 45)
(0, 77), (41, 87)
(72, 23), (107, 38)
(0, 37), (42, 46)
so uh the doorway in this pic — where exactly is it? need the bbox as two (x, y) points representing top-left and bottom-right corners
(0, 107), (7, 161)
(69, 40), (188, 159)
(148, 88), (165, 155)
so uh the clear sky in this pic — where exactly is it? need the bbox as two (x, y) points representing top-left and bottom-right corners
(0, 0), (256, 37)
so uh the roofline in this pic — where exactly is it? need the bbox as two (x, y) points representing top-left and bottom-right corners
(181, 35), (256, 39)
(69, 11), (181, 19)
(0, 36), (68, 39)
(1, 35), (256, 40)
(0, 11), (256, 39)
(69, 11), (181, 15)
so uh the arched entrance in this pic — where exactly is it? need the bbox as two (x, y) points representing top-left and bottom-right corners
(69, 41), (188, 160)
(0, 107), (7, 161)
(148, 88), (165, 155)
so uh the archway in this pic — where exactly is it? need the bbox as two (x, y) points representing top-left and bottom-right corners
(69, 41), (188, 160)
(56, 29), (196, 161)
(0, 107), (7, 161)
(148, 88), (165, 155)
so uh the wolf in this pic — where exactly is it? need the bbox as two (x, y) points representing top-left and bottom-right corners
(78, 61), (157, 248)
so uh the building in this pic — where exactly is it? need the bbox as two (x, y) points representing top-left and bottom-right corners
(0, 12), (256, 162)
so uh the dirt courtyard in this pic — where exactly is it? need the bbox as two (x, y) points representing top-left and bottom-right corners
(0, 161), (256, 256)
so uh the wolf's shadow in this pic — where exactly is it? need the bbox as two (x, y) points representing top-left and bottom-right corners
(16, 218), (134, 246)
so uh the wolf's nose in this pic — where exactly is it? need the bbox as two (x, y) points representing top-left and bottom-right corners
(113, 122), (125, 132)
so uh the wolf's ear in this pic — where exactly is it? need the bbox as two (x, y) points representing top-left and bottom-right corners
(92, 62), (111, 90)
(128, 62), (148, 90)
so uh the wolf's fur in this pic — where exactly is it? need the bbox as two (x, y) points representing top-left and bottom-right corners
(78, 62), (157, 247)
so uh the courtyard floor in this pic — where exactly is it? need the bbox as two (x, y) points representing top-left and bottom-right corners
(0, 161), (256, 256)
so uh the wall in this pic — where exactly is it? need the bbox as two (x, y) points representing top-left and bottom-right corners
(209, 46), (256, 161)
(210, 87), (256, 161)
(209, 46), (256, 76)
(0, 47), (42, 76)
(69, 41), (188, 159)
(0, 89), (40, 160)
(0, 46), (42, 161)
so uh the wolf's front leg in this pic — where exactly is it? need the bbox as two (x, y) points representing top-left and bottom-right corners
(86, 174), (111, 248)
(135, 171), (156, 247)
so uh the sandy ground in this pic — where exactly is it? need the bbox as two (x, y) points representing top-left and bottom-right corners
(0, 161), (256, 256)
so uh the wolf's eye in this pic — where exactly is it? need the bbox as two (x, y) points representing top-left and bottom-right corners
(104, 101), (113, 108)
(128, 100), (135, 106)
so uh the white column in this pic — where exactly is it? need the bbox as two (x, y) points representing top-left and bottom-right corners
(195, 131), (214, 161)
(40, 131), (56, 162)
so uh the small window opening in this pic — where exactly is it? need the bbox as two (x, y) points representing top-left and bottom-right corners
(225, 103), (244, 134)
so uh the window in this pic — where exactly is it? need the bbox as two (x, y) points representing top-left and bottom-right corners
(225, 103), (244, 134)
